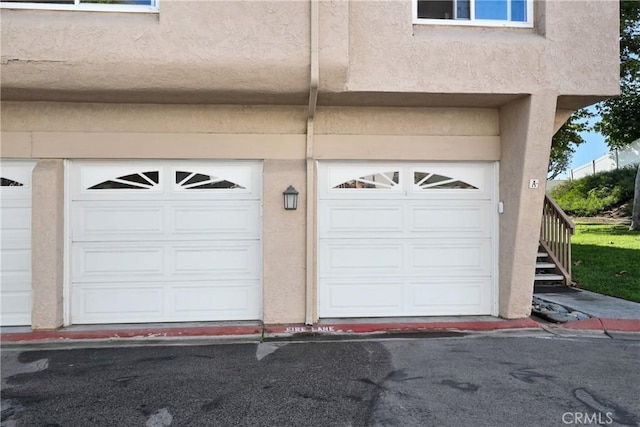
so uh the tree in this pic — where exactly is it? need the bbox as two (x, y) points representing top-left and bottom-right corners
(595, 0), (640, 230)
(548, 109), (593, 180)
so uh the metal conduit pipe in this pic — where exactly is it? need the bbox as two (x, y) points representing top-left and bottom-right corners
(305, 0), (319, 325)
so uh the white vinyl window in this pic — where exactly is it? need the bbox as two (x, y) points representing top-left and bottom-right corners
(414, 0), (532, 27)
(0, 0), (158, 13)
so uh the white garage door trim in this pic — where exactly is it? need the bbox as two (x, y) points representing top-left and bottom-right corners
(318, 161), (498, 318)
(68, 160), (263, 325)
(1, 160), (37, 326)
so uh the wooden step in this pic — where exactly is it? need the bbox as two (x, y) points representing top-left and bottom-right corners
(536, 262), (556, 269)
(536, 252), (548, 258)
(534, 273), (564, 282)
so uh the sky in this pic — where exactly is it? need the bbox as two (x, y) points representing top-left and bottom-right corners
(556, 107), (610, 180)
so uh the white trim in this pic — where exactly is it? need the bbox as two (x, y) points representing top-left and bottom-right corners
(412, 0), (533, 28)
(257, 161), (264, 321)
(413, 18), (533, 28)
(63, 159), (71, 326)
(0, 1), (158, 13)
(491, 161), (499, 317)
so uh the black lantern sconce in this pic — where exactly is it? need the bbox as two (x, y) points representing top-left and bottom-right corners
(283, 185), (299, 210)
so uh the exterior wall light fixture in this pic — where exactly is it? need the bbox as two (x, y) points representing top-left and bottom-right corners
(283, 185), (299, 210)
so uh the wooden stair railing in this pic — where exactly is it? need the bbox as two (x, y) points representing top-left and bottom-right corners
(540, 194), (575, 285)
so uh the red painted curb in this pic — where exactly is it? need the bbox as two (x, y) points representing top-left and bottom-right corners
(549, 317), (640, 332)
(265, 318), (541, 335)
(2, 319), (541, 343)
(2, 317), (636, 343)
(559, 318), (605, 330)
(0, 326), (262, 343)
(599, 318), (640, 332)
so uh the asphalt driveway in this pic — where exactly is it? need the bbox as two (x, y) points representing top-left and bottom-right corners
(2, 332), (639, 426)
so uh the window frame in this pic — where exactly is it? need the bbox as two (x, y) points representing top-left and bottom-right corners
(0, 0), (158, 13)
(412, 0), (533, 28)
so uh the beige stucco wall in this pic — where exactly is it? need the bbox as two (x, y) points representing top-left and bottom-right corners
(499, 93), (558, 318)
(1, 102), (498, 135)
(1, 102), (500, 161)
(263, 160), (307, 324)
(0, 0), (620, 327)
(0, 1), (312, 104)
(2, 101), (516, 326)
(1, 0), (618, 105)
(345, 1), (618, 100)
(31, 159), (65, 329)
(0, 102), (308, 134)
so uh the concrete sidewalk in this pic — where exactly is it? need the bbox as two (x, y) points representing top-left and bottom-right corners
(535, 288), (640, 320)
(533, 286), (640, 332)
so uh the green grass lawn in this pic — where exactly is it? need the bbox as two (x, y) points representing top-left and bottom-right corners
(571, 223), (640, 302)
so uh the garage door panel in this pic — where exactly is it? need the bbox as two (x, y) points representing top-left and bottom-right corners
(73, 242), (259, 282)
(410, 241), (492, 276)
(1, 291), (31, 325)
(72, 285), (165, 322)
(73, 245), (165, 280)
(1, 204), (31, 232)
(321, 200), (492, 239)
(70, 160), (262, 324)
(319, 161), (496, 318)
(0, 274), (32, 292)
(1, 248), (31, 274)
(323, 279), (493, 317)
(409, 202), (492, 237)
(321, 281), (404, 316)
(172, 282), (260, 314)
(72, 281), (260, 324)
(409, 279), (493, 314)
(171, 203), (260, 237)
(73, 202), (260, 241)
(73, 204), (164, 240)
(321, 242), (403, 277)
(1, 160), (35, 326)
(1, 230), (31, 244)
(172, 244), (259, 276)
(320, 203), (403, 236)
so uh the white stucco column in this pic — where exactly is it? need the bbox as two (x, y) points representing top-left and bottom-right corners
(499, 93), (558, 319)
(31, 159), (65, 330)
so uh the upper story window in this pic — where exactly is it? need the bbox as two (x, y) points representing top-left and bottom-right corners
(414, 0), (532, 27)
(0, 0), (158, 13)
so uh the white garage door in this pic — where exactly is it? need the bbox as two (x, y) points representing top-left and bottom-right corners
(319, 162), (497, 318)
(1, 160), (37, 326)
(70, 161), (262, 324)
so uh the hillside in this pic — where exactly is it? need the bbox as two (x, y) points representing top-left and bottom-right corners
(548, 166), (637, 220)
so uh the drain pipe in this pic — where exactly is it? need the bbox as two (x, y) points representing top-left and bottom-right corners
(305, 0), (319, 325)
